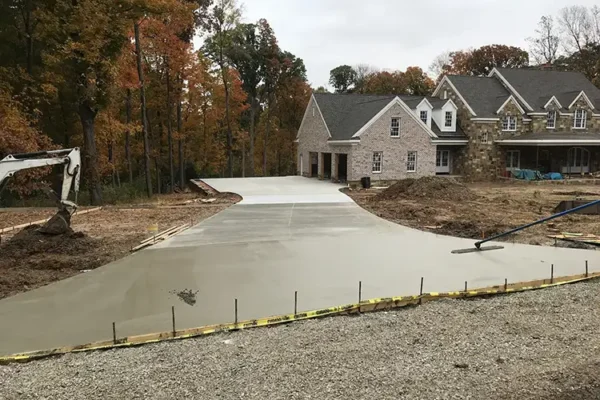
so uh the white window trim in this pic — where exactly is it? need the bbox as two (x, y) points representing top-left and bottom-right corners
(502, 116), (517, 132)
(390, 117), (400, 138)
(547, 111), (557, 129)
(573, 109), (587, 129)
(406, 151), (417, 173)
(444, 111), (453, 128)
(372, 152), (383, 174)
(419, 110), (428, 124)
(506, 150), (521, 171)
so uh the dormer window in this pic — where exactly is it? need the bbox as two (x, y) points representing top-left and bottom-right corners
(445, 111), (452, 127)
(420, 110), (428, 124)
(547, 111), (556, 129)
(574, 109), (587, 129)
(502, 116), (517, 131)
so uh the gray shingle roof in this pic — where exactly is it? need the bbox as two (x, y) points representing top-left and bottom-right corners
(431, 121), (467, 139)
(313, 93), (459, 141)
(446, 76), (511, 117)
(495, 68), (600, 111)
(313, 93), (395, 140)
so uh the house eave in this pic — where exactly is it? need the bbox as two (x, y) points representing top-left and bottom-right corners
(327, 140), (360, 145)
(496, 139), (600, 146)
(431, 139), (469, 145)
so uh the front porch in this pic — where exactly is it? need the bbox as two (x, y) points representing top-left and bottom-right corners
(499, 145), (600, 176)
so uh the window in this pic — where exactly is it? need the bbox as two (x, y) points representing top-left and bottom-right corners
(390, 117), (400, 137)
(407, 151), (417, 172)
(444, 111), (453, 127)
(546, 111), (556, 129)
(420, 110), (428, 124)
(372, 152), (382, 173)
(502, 116), (517, 131)
(444, 90), (448, 100)
(506, 150), (520, 170)
(574, 109), (587, 129)
(481, 132), (489, 144)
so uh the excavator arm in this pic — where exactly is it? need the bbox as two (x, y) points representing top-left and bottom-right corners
(0, 148), (81, 234)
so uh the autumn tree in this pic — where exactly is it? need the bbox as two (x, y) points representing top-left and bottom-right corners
(403, 66), (435, 95)
(329, 65), (357, 93)
(203, 0), (242, 178)
(442, 45), (529, 76)
(359, 71), (405, 95)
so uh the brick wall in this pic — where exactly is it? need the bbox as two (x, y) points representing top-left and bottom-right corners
(351, 102), (436, 183)
(296, 96), (353, 179)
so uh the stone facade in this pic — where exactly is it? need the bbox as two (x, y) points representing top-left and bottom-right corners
(437, 80), (600, 179)
(297, 97), (437, 183)
(351, 102), (436, 183)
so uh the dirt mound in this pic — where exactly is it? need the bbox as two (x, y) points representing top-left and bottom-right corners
(375, 177), (478, 202)
(0, 225), (98, 260)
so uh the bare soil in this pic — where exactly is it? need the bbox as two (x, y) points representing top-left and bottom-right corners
(345, 177), (600, 247)
(0, 193), (239, 299)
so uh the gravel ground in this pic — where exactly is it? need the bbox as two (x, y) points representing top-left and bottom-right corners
(2, 281), (600, 399)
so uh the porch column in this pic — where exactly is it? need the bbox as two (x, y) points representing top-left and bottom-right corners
(318, 152), (324, 178)
(332, 154), (339, 181)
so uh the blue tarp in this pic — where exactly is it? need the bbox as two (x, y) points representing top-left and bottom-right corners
(511, 169), (563, 181)
(544, 172), (563, 180)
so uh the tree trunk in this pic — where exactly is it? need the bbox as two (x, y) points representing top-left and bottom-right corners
(125, 88), (133, 184)
(263, 102), (271, 176)
(242, 140), (245, 177)
(248, 97), (256, 177)
(221, 65), (233, 178)
(78, 103), (102, 205)
(156, 115), (163, 195)
(165, 57), (174, 193)
(177, 93), (184, 189)
(134, 22), (152, 198)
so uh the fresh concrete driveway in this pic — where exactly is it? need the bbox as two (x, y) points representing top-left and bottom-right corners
(0, 176), (599, 356)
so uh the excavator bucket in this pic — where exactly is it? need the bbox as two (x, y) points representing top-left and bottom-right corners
(39, 209), (73, 235)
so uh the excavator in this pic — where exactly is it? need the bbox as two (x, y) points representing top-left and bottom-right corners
(0, 148), (81, 235)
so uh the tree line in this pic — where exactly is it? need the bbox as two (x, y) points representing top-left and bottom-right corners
(0, 0), (310, 204)
(327, 5), (600, 96)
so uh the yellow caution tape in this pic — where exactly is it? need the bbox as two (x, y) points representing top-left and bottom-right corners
(1, 272), (598, 365)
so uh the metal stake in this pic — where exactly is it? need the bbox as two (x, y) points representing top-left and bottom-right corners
(172, 306), (176, 337)
(464, 281), (468, 298)
(504, 278), (508, 291)
(112, 322), (117, 344)
(235, 298), (238, 326)
(294, 291), (298, 316)
(358, 281), (362, 303)
(551, 264), (554, 284)
(419, 277), (424, 304)
(586, 260), (589, 278)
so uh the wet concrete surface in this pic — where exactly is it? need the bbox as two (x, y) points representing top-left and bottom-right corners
(0, 177), (599, 355)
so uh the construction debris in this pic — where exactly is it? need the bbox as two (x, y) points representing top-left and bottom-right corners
(0, 207), (102, 235)
(131, 223), (191, 252)
(374, 177), (478, 202)
(547, 232), (600, 247)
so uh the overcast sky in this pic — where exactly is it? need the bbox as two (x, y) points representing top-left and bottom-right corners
(238, 0), (597, 89)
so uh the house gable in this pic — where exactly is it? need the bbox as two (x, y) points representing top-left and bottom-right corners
(488, 68), (534, 111)
(496, 95), (526, 115)
(544, 96), (563, 110)
(568, 91), (595, 111)
(432, 76), (477, 116)
(297, 94), (331, 140)
(352, 97), (438, 139)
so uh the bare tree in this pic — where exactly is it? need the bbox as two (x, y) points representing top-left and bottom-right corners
(558, 5), (596, 53)
(429, 51), (451, 78)
(527, 15), (560, 64)
(354, 63), (378, 92)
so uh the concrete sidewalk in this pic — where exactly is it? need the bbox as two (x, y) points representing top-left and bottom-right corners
(0, 177), (599, 356)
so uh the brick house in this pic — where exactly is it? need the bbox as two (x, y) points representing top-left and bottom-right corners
(296, 68), (600, 183)
(296, 93), (467, 183)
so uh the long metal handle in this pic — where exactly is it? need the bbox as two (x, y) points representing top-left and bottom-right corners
(475, 198), (600, 249)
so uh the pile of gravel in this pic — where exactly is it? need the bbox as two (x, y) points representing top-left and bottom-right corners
(2, 281), (600, 399)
